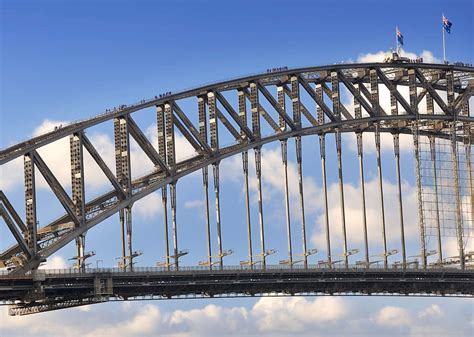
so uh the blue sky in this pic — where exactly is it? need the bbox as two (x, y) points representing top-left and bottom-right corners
(1, 0), (473, 336)
(1, 0), (473, 146)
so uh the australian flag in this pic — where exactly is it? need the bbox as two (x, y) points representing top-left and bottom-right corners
(443, 15), (452, 33)
(397, 29), (404, 46)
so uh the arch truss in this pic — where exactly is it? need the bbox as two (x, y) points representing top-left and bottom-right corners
(0, 62), (473, 313)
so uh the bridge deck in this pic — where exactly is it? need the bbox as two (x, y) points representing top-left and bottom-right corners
(1, 266), (472, 315)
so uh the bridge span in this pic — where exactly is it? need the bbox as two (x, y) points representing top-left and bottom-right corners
(1, 60), (473, 315)
(2, 265), (472, 316)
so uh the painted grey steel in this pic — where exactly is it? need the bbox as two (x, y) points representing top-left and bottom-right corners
(0, 62), (472, 281)
(393, 134), (407, 268)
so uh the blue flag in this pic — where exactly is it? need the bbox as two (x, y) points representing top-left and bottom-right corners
(443, 15), (452, 33)
(397, 29), (404, 46)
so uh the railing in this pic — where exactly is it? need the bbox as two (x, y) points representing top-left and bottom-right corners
(0, 263), (467, 278)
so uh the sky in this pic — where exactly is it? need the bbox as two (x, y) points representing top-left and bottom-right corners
(0, 0), (473, 336)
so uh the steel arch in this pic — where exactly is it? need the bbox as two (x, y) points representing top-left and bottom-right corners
(0, 61), (473, 276)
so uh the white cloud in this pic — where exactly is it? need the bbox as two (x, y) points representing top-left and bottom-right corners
(346, 132), (414, 154)
(252, 296), (348, 332)
(374, 306), (411, 327)
(418, 304), (442, 318)
(184, 200), (204, 209)
(133, 192), (162, 219)
(38, 255), (69, 269)
(221, 146), (321, 216)
(89, 304), (162, 336)
(168, 304), (248, 335)
(357, 49), (440, 64)
(1, 297), (472, 337)
(1, 119), (198, 193)
(311, 177), (418, 257)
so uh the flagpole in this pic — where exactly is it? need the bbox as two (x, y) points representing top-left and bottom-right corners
(396, 26), (399, 54)
(442, 14), (446, 63)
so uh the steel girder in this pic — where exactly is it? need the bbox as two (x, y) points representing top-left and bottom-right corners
(0, 63), (473, 275)
(3, 267), (473, 316)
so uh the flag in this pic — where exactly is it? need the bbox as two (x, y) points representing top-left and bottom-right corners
(443, 15), (452, 33)
(397, 28), (404, 46)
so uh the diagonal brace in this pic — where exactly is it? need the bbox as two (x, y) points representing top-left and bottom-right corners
(173, 102), (213, 154)
(298, 76), (339, 122)
(0, 191), (26, 233)
(128, 116), (171, 174)
(173, 116), (203, 152)
(82, 135), (127, 199)
(376, 69), (414, 115)
(215, 91), (255, 141)
(257, 82), (297, 130)
(357, 81), (388, 116)
(33, 151), (80, 225)
(337, 71), (376, 117)
(454, 84), (473, 112)
(243, 89), (281, 132)
(216, 108), (242, 141)
(282, 85), (318, 126)
(415, 69), (450, 115)
(0, 204), (32, 258)
(321, 82), (354, 119)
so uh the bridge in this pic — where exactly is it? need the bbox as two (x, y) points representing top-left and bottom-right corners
(1, 60), (473, 315)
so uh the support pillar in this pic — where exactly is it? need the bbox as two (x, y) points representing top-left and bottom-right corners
(170, 182), (179, 270)
(278, 85), (292, 266)
(394, 134), (407, 268)
(213, 163), (223, 269)
(162, 187), (170, 269)
(70, 132), (86, 270)
(114, 116), (133, 270)
(199, 96), (212, 269)
(410, 68), (427, 269)
(331, 71), (348, 268)
(375, 124), (388, 269)
(24, 152), (37, 257)
(250, 83), (266, 268)
(239, 89), (253, 267)
(354, 83), (369, 267)
(316, 83), (331, 268)
(291, 76), (308, 267)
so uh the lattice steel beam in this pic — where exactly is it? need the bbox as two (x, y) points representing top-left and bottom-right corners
(298, 75), (338, 122)
(320, 82), (354, 120)
(257, 82), (297, 130)
(214, 91), (255, 141)
(282, 84), (318, 126)
(216, 108), (242, 141)
(172, 102), (212, 153)
(128, 116), (170, 173)
(376, 68), (414, 115)
(82, 135), (126, 199)
(33, 151), (80, 225)
(23, 152), (37, 255)
(0, 191), (26, 233)
(414, 69), (450, 115)
(243, 88), (280, 133)
(337, 71), (376, 116)
(0, 204), (31, 258)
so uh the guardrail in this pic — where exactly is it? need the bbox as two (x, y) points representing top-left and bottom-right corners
(0, 263), (466, 278)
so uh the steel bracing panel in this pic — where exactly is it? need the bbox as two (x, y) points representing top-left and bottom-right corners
(0, 191), (26, 233)
(128, 116), (170, 173)
(23, 153), (37, 255)
(0, 204), (31, 258)
(70, 133), (86, 269)
(81, 135), (126, 199)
